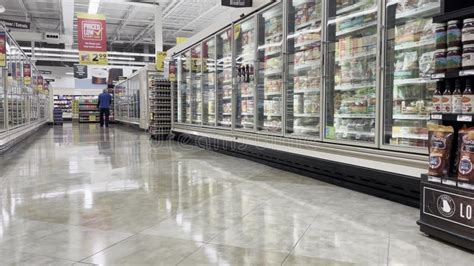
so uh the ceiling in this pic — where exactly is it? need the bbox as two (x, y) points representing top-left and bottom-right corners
(0, 0), (232, 52)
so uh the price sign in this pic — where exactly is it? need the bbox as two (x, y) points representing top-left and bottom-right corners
(79, 51), (108, 65)
(431, 114), (442, 120)
(457, 115), (472, 122)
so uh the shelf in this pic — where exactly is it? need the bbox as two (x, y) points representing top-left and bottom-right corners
(293, 125), (320, 132)
(336, 21), (377, 37)
(223, 96), (232, 100)
(265, 49), (281, 57)
(294, 113), (320, 118)
(265, 91), (282, 97)
(430, 113), (474, 122)
(294, 39), (321, 49)
(395, 2), (439, 20)
(335, 83), (375, 91)
(393, 114), (430, 120)
(264, 69), (282, 77)
(295, 19), (321, 31)
(394, 39), (435, 51)
(241, 94), (254, 98)
(431, 70), (474, 80)
(240, 112), (254, 116)
(264, 113), (282, 117)
(334, 113), (375, 119)
(336, 130), (375, 137)
(394, 78), (435, 85)
(219, 121), (232, 126)
(265, 32), (283, 41)
(294, 88), (320, 94)
(223, 112), (232, 116)
(294, 61), (321, 72)
(336, 2), (365, 15)
(433, 6), (474, 23)
(392, 133), (428, 140)
(335, 49), (376, 62)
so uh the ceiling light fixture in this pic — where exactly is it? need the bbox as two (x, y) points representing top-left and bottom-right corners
(88, 0), (101, 14)
(21, 47), (156, 57)
(0, 5), (5, 13)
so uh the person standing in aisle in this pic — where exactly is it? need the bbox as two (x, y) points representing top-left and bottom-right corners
(97, 88), (112, 127)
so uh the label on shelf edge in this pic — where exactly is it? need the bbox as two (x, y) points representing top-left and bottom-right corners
(431, 114), (442, 120)
(457, 115), (472, 122)
(460, 70), (474, 76)
(431, 73), (445, 79)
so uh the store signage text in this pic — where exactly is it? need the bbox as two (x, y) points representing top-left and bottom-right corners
(1, 19), (30, 30)
(74, 64), (88, 79)
(77, 13), (108, 65)
(221, 0), (252, 8)
(423, 187), (473, 228)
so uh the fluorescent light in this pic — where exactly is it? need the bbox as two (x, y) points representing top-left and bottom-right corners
(88, 0), (100, 14)
(65, 72), (74, 75)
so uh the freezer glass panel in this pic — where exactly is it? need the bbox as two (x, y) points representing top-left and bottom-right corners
(325, 0), (378, 144)
(257, 4), (283, 133)
(235, 18), (256, 130)
(182, 50), (192, 123)
(383, 0), (440, 149)
(216, 28), (233, 127)
(286, 0), (322, 138)
(191, 45), (202, 124)
(203, 38), (216, 126)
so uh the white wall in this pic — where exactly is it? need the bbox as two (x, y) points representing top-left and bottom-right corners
(167, 0), (277, 56)
(38, 65), (142, 94)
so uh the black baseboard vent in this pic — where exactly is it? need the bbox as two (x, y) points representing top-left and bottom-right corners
(173, 131), (421, 208)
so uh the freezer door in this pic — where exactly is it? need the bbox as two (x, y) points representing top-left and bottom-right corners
(324, 0), (379, 145)
(382, 0), (440, 152)
(286, 0), (323, 139)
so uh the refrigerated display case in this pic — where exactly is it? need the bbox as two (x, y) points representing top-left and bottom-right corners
(181, 50), (192, 123)
(383, 0), (440, 150)
(216, 28), (233, 127)
(235, 18), (257, 130)
(257, 3), (284, 133)
(287, 0), (323, 138)
(191, 44), (202, 124)
(203, 37), (216, 126)
(325, 0), (379, 144)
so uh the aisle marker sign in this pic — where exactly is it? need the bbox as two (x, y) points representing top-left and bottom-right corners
(0, 32), (5, 67)
(156, 51), (167, 72)
(77, 13), (108, 65)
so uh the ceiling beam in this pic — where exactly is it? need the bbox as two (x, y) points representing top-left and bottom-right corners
(111, 6), (136, 42)
(61, 0), (74, 49)
(128, 0), (185, 48)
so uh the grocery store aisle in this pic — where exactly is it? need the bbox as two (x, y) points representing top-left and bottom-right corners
(0, 124), (472, 265)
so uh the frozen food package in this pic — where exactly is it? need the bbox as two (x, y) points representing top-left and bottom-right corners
(454, 126), (468, 174)
(458, 128), (474, 182)
(428, 125), (454, 177)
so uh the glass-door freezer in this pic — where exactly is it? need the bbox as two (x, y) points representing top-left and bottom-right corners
(191, 44), (202, 125)
(383, 0), (440, 151)
(203, 37), (216, 126)
(216, 28), (233, 128)
(325, 0), (379, 145)
(257, 3), (284, 133)
(178, 50), (192, 124)
(286, 0), (323, 139)
(234, 18), (256, 130)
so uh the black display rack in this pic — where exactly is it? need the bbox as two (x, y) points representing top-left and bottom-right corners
(420, 3), (474, 248)
(149, 78), (171, 139)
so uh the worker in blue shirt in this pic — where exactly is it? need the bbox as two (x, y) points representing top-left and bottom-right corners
(97, 88), (112, 127)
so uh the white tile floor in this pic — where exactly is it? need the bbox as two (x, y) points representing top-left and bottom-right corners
(0, 124), (472, 265)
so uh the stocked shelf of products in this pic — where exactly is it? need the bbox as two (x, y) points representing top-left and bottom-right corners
(78, 97), (99, 123)
(149, 78), (171, 139)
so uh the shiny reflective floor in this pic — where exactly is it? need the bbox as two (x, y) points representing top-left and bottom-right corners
(0, 124), (473, 265)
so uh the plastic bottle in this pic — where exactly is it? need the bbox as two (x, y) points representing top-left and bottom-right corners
(452, 79), (463, 113)
(462, 78), (474, 114)
(442, 80), (452, 113)
(432, 81), (443, 113)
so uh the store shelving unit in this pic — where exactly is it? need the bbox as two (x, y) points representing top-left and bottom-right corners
(149, 78), (171, 139)
(78, 97), (99, 123)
